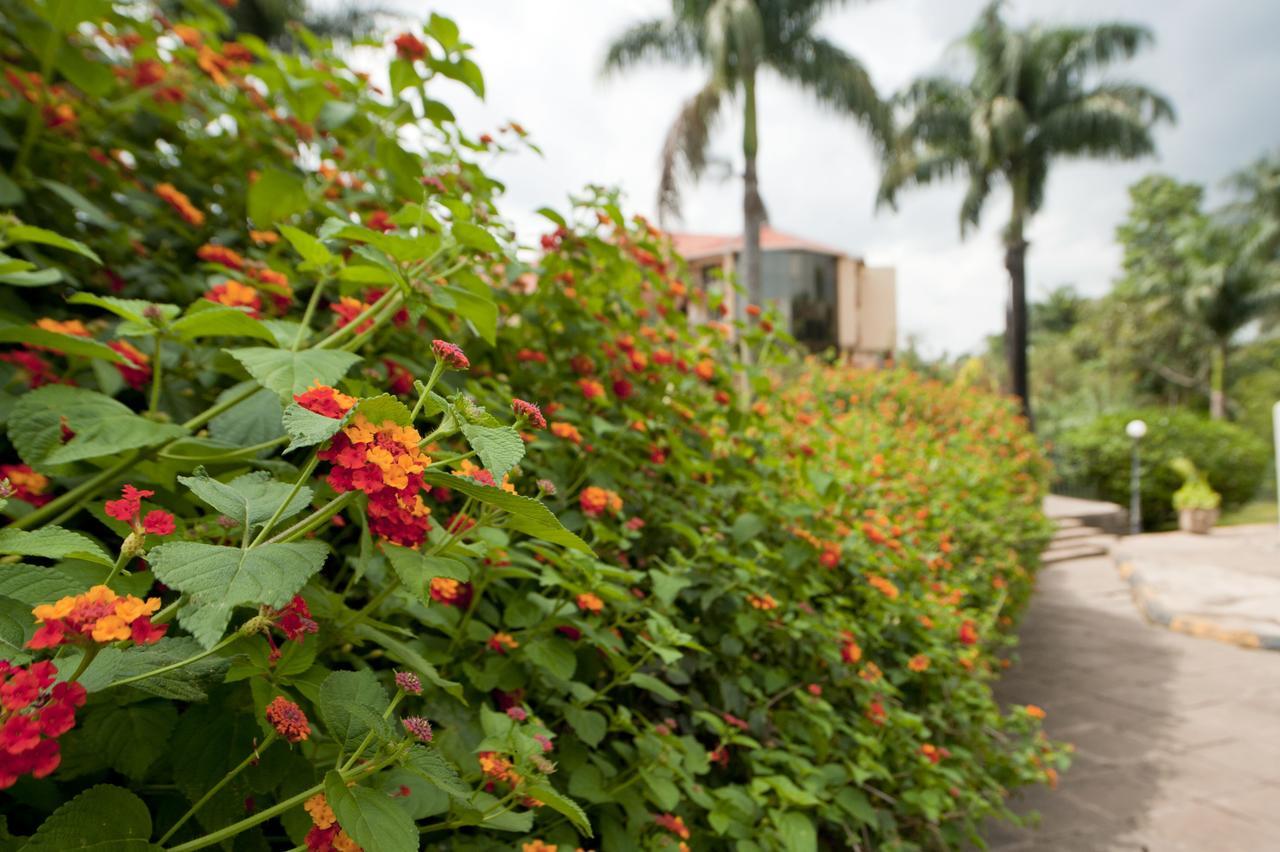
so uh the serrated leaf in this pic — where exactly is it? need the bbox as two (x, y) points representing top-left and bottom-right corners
(150, 541), (327, 648)
(324, 772), (417, 852)
(77, 701), (178, 780)
(776, 810), (817, 852)
(8, 385), (187, 468)
(178, 471), (313, 528)
(0, 526), (112, 566)
(5, 224), (101, 263)
(210, 384), (285, 447)
(0, 595), (34, 664)
(353, 393), (413, 427)
(0, 325), (124, 362)
(403, 744), (470, 800)
(227, 347), (361, 400)
(76, 637), (231, 700)
(524, 637), (576, 681)
(525, 782), (593, 837)
(434, 284), (496, 344)
(318, 669), (390, 752)
(421, 472), (590, 553)
(460, 423), (524, 482)
(383, 544), (470, 598)
(282, 402), (348, 452)
(170, 303), (277, 343)
(20, 784), (155, 850)
(564, 706), (607, 747)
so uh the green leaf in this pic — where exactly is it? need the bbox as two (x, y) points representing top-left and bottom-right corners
(564, 706), (607, 747)
(0, 173), (24, 206)
(318, 670), (390, 752)
(77, 637), (231, 700)
(8, 385), (187, 468)
(524, 782), (593, 837)
(435, 284), (497, 345)
(40, 178), (115, 229)
(451, 221), (500, 253)
(20, 784), (155, 850)
(421, 472), (590, 553)
(524, 637), (576, 681)
(0, 526), (112, 566)
(403, 744), (470, 800)
(0, 325), (124, 362)
(177, 471), (313, 528)
(627, 672), (682, 703)
(149, 541), (328, 648)
(170, 303), (276, 343)
(77, 701), (178, 780)
(351, 623), (463, 701)
(834, 788), (877, 825)
(0, 595), (34, 664)
(227, 347), (361, 400)
(459, 424), (524, 482)
(353, 393), (412, 427)
(209, 384), (285, 447)
(248, 169), (309, 227)
(279, 225), (332, 266)
(776, 811), (817, 852)
(383, 544), (469, 598)
(281, 402), (348, 452)
(68, 293), (178, 326)
(4, 224), (100, 263)
(324, 772), (417, 852)
(0, 268), (61, 287)
(732, 513), (766, 544)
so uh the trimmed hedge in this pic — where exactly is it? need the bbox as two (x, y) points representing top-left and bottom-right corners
(0, 4), (1063, 851)
(1055, 409), (1269, 528)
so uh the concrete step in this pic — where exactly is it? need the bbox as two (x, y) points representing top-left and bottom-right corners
(1052, 524), (1105, 541)
(1042, 543), (1110, 564)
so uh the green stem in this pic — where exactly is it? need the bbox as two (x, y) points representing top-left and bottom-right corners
(292, 278), (328, 351)
(153, 594), (186, 625)
(159, 734), (277, 845)
(158, 435), (287, 462)
(409, 362), (446, 423)
(105, 632), (239, 690)
(102, 542), (134, 586)
(339, 293), (405, 352)
(426, 450), (475, 469)
(66, 645), (100, 684)
(266, 492), (357, 544)
(182, 383), (259, 432)
(249, 453), (318, 547)
(14, 454), (139, 530)
(313, 287), (398, 349)
(148, 336), (164, 415)
(336, 577), (401, 632)
(339, 692), (403, 772)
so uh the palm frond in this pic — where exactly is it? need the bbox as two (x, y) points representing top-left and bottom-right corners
(1033, 83), (1172, 160)
(657, 81), (726, 223)
(602, 18), (700, 75)
(959, 169), (993, 237)
(770, 34), (891, 148)
(705, 0), (765, 85)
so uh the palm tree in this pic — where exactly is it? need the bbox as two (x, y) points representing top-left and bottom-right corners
(878, 1), (1173, 422)
(603, 0), (891, 309)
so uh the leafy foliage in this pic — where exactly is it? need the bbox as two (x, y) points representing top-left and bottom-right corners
(0, 4), (1059, 851)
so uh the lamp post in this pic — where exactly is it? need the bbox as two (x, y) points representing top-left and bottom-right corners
(1126, 419), (1147, 535)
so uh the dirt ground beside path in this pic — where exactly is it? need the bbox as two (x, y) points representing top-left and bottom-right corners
(988, 531), (1280, 851)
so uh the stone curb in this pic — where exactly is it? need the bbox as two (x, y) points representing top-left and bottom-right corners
(1115, 555), (1280, 651)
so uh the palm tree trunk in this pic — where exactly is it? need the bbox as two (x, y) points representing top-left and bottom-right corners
(1209, 340), (1228, 419)
(1003, 185), (1034, 424)
(742, 73), (764, 311)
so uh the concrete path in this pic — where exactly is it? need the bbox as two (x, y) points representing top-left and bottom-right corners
(990, 528), (1280, 851)
(1116, 525), (1280, 649)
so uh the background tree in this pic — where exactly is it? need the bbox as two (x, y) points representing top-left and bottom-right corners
(878, 0), (1173, 423)
(603, 0), (891, 309)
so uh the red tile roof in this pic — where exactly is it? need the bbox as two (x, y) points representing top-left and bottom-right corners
(667, 226), (852, 262)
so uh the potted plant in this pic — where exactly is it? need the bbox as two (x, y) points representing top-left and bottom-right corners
(1169, 457), (1222, 534)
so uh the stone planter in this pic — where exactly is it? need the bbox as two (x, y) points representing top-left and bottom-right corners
(1178, 507), (1219, 535)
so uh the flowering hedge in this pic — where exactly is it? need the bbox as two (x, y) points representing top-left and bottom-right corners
(0, 3), (1063, 851)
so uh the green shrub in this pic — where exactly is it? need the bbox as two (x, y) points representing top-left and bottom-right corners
(1056, 409), (1268, 528)
(0, 3), (1063, 850)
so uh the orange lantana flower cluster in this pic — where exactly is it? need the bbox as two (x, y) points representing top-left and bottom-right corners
(28, 586), (165, 649)
(303, 793), (362, 852)
(478, 751), (521, 786)
(319, 415), (432, 547)
(578, 486), (622, 518)
(294, 382), (356, 419)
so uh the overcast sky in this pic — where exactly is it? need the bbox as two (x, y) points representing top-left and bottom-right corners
(379, 1), (1280, 356)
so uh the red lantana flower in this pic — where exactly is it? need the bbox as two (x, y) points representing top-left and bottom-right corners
(265, 696), (311, 743)
(107, 340), (151, 390)
(0, 464), (52, 507)
(105, 484), (175, 538)
(394, 32), (427, 61)
(0, 660), (86, 788)
(293, 381), (356, 419)
(431, 339), (469, 370)
(29, 585), (166, 650)
(511, 398), (546, 429)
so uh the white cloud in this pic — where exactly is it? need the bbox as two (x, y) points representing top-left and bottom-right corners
(374, 0), (1280, 355)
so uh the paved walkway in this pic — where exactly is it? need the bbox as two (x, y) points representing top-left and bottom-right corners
(990, 528), (1280, 850)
